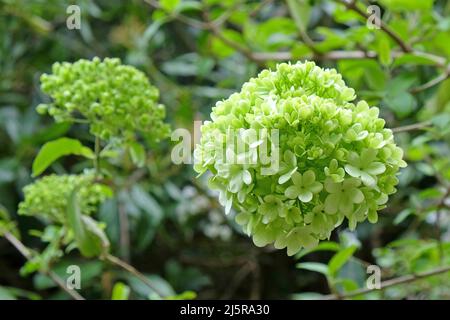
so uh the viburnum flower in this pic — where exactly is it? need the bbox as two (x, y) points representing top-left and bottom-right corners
(194, 61), (406, 256)
(18, 174), (112, 224)
(324, 178), (364, 215)
(37, 57), (170, 146)
(284, 170), (323, 203)
(344, 148), (386, 187)
(259, 195), (284, 224)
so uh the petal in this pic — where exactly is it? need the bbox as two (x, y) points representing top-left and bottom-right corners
(235, 212), (250, 225)
(345, 164), (363, 178)
(302, 170), (315, 186)
(366, 162), (386, 175)
(361, 172), (376, 187)
(376, 193), (388, 205)
(262, 209), (277, 224)
(242, 170), (252, 185)
(278, 167), (298, 184)
(361, 148), (377, 164)
(284, 150), (297, 166)
(329, 159), (338, 171)
(253, 232), (270, 247)
(343, 177), (361, 189)
(228, 175), (243, 193)
(286, 237), (303, 256)
(274, 233), (288, 249)
(285, 186), (300, 199)
(303, 212), (314, 224)
(298, 190), (313, 203)
(298, 230), (319, 249)
(368, 210), (378, 223)
(348, 188), (364, 203)
(225, 197), (232, 214)
(325, 179), (341, 193)
(291, 171), (303, 186)
(339, 196), (352, 214)
(324, 194), (340, 214)
(309, 181), (323, 193)
(347, 152), (361, 167)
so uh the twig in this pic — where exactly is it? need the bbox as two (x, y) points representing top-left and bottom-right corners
(220, 261), (253, 299)
(118, 201), (130, 262)
(249, 0), (275, 17)
(286, 0), (318, 53)
(3, 231), (85, 300)
(94, 136), (101, 178)
(434, 187), (450, 264)
(391, 121), (432, 133)
(143, 0), (448, 66)
(104, 253), (165, 299)
(411, 69), (450, 93)
(321, 264), (450, 300)
(337, 0), (412, 53)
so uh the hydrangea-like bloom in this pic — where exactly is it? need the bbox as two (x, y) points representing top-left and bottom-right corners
(194, 61), (406, 256)
(18, 174), (112, 224)
(37, 57), (170, 145)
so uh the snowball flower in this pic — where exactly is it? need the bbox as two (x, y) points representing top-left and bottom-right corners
(194, 61), (406, 256)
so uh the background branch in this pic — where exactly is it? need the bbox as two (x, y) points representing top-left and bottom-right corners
(322, 265), (450, 300)
(3, 231), (86, 300)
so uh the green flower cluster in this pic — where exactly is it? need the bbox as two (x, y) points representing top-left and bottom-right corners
(194, 61), (406, 256)
(37, 57), (170, 145)
(18, 174), (112, 224)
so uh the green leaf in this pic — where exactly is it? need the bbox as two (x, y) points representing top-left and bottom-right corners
(166, 290), (197, 300)
(67, 189), (109, 258)
(209, 29), (245, 58)
(383, 74), (418, 118)
(287, 0), (311, 33)
(160, 0), (180, 12)
(129, 142), (146, 167)
(0, 204), (19, 237)
(296, 262), (329, 276)
(295, 241), (341, 259)
(394, 208), (412, 225)
(393, 53), (439, 66)
(0, 286), (16, 300)
(328, 246), (357, 277)
(32, 138), (94, 177)
(112, 282), (130, 300)
(377, 36), (392, 66)
(379, 0), (434, 11)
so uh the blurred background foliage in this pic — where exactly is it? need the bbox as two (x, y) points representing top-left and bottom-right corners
(0, 0), (449, 299)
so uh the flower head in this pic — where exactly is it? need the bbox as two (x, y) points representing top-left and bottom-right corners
(18, 174), (112, 224)
(37, 57), (170, 146)
(194, 61), (406, 256)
